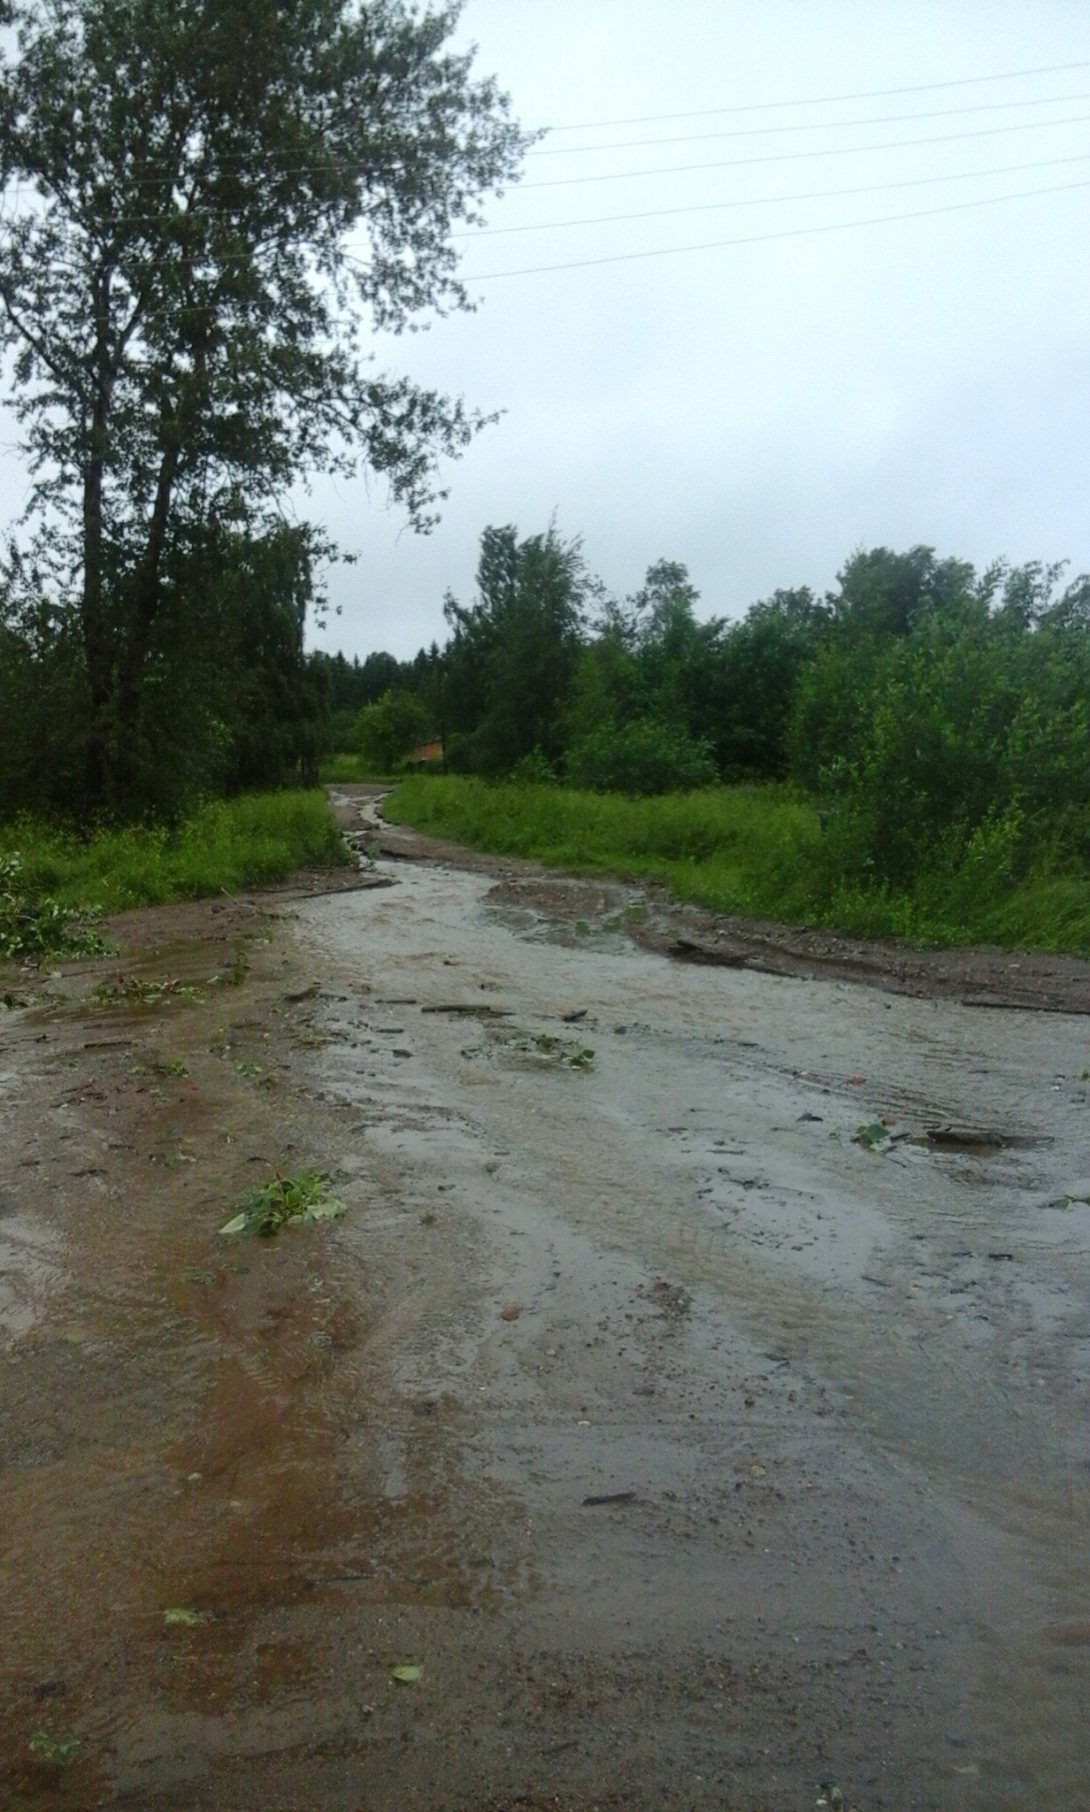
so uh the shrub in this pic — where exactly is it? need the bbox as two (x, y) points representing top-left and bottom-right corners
(567, 718), (716, 795)
(354, 689), (428, 772)
(508, 747), (557, 786)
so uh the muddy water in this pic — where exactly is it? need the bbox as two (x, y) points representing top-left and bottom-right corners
(292, 804), (1090, 1809)
(3, 828), (1089, 1812)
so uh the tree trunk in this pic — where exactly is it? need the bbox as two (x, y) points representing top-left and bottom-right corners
(81, 272), (116, 812)
(109, 436), (182, 808)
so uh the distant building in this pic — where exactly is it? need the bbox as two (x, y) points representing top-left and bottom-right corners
(405, 738), (444, 767)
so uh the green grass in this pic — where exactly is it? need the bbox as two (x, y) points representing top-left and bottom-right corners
(386, 776), (824, 914)
(386, 776), (1090, 955)
(319, 752), (419, 784)
(318, 752), (371, 783)
(0, 789), (349, 917)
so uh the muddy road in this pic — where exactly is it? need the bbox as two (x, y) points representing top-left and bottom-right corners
(3, 788), (1090, 1811)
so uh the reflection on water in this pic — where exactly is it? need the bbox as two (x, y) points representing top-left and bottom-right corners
(300, 848), (1090, 1806)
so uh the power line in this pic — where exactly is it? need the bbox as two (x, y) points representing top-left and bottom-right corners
(7, 152), (1086, 280)
(527, 88), (1090, 158)
(461, 177), (1090, 281)
(7, 151), (1086, 279)
(1, 59), (1086, 203)
(451, 151), (1090, 240)
(7, 108), (1090, 223)
(540, 59), (1090, 132)
(16, 173), (1084, 331)
(521, 112), (1090, 190)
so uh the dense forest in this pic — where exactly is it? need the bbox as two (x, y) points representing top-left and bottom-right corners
(326, 526), (1090, 905)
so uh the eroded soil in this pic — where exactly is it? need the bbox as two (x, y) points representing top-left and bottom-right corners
(2, 788), (1089, 1811)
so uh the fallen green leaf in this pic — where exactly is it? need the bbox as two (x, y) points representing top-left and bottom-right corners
(163, 1607), (205, 1626)
(389, 1663), (422, 1684)
(29, 1731), (81, 1765)
(853, 1121), (891, 1151)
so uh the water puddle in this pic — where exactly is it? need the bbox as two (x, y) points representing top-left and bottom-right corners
(289, 830), (1090, 1802)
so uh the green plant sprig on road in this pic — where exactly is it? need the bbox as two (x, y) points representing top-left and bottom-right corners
(220, 1170), (345, 1239)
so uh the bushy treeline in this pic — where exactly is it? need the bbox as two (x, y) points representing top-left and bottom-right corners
(788, 550), (1090, 897)
(354, 524), (1090, 904)
(312, 645), (442, 753)
(1, 523), (331, 822)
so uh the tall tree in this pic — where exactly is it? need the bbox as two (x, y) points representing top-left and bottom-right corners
(443, 523), (589, 773)
(709, 587), (829, 777)
(0, 0), (531, 810)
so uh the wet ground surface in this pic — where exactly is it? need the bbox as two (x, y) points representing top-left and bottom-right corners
(2, 789), (1090, 1810)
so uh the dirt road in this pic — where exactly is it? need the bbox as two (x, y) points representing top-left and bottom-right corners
(3, 787), (1090, 1811)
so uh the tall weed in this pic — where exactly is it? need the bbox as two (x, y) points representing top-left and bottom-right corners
(0, 791), (347, 916)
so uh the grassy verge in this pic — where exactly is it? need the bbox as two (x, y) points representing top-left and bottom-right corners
(0, 789), (349, 917)
(386, 776), (1090, 955)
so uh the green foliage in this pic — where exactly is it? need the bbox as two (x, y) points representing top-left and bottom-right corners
(127, 522), (329, 817)
(0, 853), (108, 962)
(92, 973), (203, 1006)
(496, 1029), (596, 1069)
(443, 523), (591, 773)
(314, 648), (409, 753)
(0, 0), (531, 814)
(831, 544), (983, 641)
(562, 635), (641, 746)
(319, 752), (372, 783)
(625, 559), (705, 729)
(28, 1731), (81, 1766)
(350, 535), (1090, 954)
(508, 748), (557, 786)
(789, 560), (1090, 894)
(710, 588), (829, 777)
(387, 776), (821, 910)
(0, 790), (347, 914)
(0, 524), (333, 822)
(567, 718), (716, 795)
(220, 1169), (344, 1238)
(387, 775), (1090, 954)
(354, 689), (429, 773)
(0, 602), (92, 817)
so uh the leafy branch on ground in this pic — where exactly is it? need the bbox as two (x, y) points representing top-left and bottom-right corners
(0, 854), (108, 963)
(220, 1170), (344, 1238)
(93, 973), (203, 1006)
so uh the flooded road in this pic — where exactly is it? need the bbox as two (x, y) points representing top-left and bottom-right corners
(3, 795), (1090, 1809)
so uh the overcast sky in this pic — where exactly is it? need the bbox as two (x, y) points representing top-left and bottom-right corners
(5, 2), (1090, 659)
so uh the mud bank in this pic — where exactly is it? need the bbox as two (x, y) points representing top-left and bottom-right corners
(2, 795), (1089, 1810)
